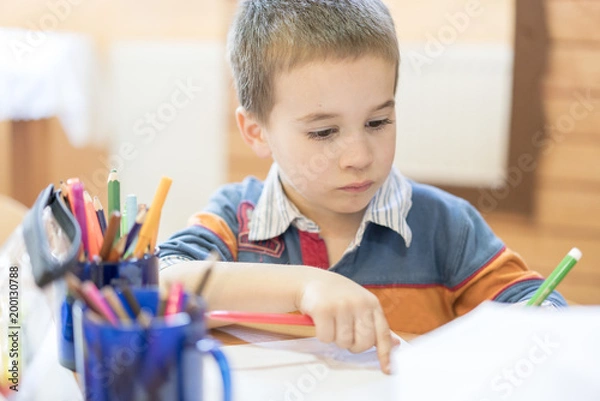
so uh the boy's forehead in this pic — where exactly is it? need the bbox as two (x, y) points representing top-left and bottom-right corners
(268, 56), (397, 121)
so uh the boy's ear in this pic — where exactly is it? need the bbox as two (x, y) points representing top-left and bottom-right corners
(235, 107), (272, 158)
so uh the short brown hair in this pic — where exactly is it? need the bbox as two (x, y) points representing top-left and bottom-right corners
(227, 0), (400, 124)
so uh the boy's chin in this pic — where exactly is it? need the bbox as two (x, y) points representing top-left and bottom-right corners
(330, 200), (371, 215)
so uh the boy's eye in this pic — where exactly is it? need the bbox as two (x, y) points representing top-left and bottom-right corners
(366, 118), (394, 130)
(307, 128), (337, 140)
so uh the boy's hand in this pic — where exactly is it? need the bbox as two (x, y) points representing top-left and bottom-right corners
(296, 272), (396, 374)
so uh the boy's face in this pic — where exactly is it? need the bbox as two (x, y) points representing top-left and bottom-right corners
(258, 56), (397, 219)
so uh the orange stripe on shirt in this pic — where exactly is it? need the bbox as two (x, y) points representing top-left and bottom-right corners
(365, 247), (544, 334)
(187, 212), (238, 260)
(367, 286), (455, 334)
(452, 247), (543, 316)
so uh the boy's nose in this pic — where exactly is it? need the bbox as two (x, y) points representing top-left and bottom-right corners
(338, 132), (373, 171)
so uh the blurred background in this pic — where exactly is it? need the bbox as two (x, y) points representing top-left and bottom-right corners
(0, 0), (598, 304)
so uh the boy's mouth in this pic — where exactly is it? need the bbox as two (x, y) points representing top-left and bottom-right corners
(338, 181), (374, 193)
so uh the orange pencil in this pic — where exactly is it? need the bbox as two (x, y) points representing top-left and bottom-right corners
(99, 211), (121, 261)
(133, 177), (172, 258)
(83, 191), (102, 259)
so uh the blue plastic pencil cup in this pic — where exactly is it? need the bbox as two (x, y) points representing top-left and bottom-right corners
(72, 288), (232, 401)
(56, 253), (159, 371)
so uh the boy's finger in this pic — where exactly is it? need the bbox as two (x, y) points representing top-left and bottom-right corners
(373, 310), (393, 374)
(334, 311), (355, 349)
(349, 311), (376, 353)
(312, 313), (336, 344)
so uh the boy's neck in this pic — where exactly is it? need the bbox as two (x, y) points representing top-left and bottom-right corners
(312, 208), (365, 239)
(290, 198), (366, 239)
(279, 181), (367, 238)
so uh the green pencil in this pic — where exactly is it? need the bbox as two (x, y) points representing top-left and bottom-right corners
(526, 247), (582, 306)
(107, 169), (121, 240)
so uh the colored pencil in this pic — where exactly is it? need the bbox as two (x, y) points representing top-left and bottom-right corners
(80, 281), (119, 326)
(101, 286), (132, 325)
(194, 251), (219, 296)
(64, 273), (103, 316)
(93, 196), (107, 235)
(71, 182), (90, 259)
(125, 194), (138, 232)
(527, 248), (582, 306)
(137, 309), (153, 328)
(83, 191), (102, 259)
(99, 211), (121, 261)
(164, 282), (184, 316)
(122, 207), (148, 257)
(107, 169), (121, 240)
(133, 177), (172, 258)
(205, 311), (315, 326)
(65, 178), (80, 216)
(119, 283), (141, 318)
(107, 236), (127, 262)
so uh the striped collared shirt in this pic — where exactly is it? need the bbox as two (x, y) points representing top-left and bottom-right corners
(248, 163), (413, 254)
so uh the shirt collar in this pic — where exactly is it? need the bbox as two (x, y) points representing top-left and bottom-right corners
(248, 163), (413, 249)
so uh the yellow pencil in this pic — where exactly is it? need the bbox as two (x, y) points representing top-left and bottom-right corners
(132, 176), (172, 258)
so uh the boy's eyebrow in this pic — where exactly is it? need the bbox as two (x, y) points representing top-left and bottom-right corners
(296, 99), (396, 124)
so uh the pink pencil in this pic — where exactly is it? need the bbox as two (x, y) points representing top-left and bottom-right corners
(164, 282), (184, 316)
(71, 182), (90, 259)
(206, 311), (314, 326)
(81, 281), (119, 326)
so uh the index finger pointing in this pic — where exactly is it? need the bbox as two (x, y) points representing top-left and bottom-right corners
(373, 309), (393, 374)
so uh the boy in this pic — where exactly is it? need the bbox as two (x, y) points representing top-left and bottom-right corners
(159, 0), (566, 374)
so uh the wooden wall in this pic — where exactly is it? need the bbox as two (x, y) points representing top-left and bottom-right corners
(485, 0), (600, 304)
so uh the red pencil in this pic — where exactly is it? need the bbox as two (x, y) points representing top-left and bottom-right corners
(205, 311), (314, 326)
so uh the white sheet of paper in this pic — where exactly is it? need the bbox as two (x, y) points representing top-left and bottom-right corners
(204, 330), (409, 401)
(394, 302), (600, 401)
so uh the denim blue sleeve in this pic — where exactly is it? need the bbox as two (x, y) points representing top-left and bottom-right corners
(448, 200), (567, 308)
(158, 182), (246, 265)
(444, 199), (506, 288)
(158, 225), (235, 264)
(493, 278), (567, 307)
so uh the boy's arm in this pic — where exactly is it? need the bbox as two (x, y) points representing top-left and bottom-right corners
(446, 202), (567, 316)
(160, 260), (396, 374)
(451, 247), (566, 316)
(159, 183), (244, 265)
